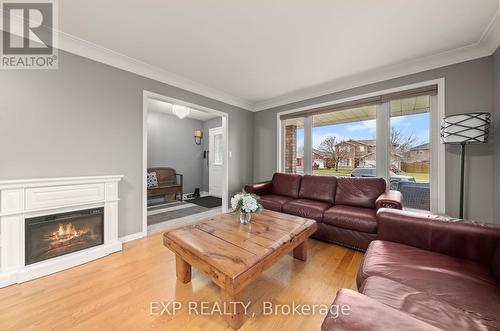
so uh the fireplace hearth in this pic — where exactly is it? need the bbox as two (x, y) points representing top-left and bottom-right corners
(25, 208), (104, 265)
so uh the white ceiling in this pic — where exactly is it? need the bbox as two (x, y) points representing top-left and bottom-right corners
(148, 99), (219, 121)
(57, 1), (500, 111)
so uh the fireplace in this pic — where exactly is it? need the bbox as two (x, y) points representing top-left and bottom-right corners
(25, 208), (104, 265)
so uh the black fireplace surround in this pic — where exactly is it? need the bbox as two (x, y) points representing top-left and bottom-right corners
(25, 207), (104, 265)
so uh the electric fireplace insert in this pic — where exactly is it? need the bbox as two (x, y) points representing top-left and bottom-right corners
(25, 207), (104, 265)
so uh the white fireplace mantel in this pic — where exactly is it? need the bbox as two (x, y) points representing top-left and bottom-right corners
(0, 175), (123, 288)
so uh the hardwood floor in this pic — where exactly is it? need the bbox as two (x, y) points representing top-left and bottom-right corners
(0, 232), (363, 330)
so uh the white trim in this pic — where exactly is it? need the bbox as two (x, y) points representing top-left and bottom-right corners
(0, 175), (123, 189)
(253, 4), (500, 111)
(58, 32), (252, 110)
(59, 30), (499, 113)
(142, 90), (229, 235)
(0, 175), (123, 287)
(119, 231), (145, 243)
(251, 46), (488, 111)
(376, 103), (390, 183)
(276, 78), (446, 214)
(276, 79), (446, 119)
(12, 5), (498, 111)
(0, 199), (119, 217)
(277, 115), (283, 172)
(303, 117), (312, 174)
(430, 90), (447, 215)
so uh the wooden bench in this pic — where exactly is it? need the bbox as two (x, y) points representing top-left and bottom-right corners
(147, 167), (183, 202)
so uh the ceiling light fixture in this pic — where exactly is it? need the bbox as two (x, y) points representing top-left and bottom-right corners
(172, 104), (191, 119)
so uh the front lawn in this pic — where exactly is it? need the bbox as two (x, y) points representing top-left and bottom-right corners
(400, 172), (429, 183)
(313, 168), (353, 177)
(312, 168), (430, 183)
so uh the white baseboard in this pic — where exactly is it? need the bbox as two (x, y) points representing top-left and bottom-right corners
(0, 271), (17, 288)
(119, 231), (145, 243)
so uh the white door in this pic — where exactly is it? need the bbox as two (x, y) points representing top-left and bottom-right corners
(209, 127), (224, 198)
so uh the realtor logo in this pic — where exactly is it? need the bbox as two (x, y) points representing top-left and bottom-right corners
(1, 0), (58, 69)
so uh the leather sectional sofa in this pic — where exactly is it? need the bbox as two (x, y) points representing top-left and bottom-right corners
(244, 172), (402, 250)
(322, 209), (500, 330)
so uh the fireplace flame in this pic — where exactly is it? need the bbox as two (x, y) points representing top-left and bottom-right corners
(51, 223), (91, 244)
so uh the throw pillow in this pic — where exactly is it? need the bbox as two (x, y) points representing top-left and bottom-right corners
(147, 172), (158, 188)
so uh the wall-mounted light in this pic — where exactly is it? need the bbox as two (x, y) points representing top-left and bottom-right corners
(172, 104), (190, 119)
(194, 129), (203, 145)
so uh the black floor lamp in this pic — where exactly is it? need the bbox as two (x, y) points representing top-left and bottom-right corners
(440, 112), (491, 219)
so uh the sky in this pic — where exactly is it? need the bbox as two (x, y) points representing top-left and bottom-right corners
(296, 112), (430, 154)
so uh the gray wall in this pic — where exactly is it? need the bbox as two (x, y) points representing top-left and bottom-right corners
(147, 111), (204, 194)
(202, 117), (223, 192)
(0, 50), (254, 237)
(253, 57), (496, 224)
(494, 49), (500, 223)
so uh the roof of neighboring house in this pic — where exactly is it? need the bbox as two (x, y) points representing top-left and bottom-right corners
(337, 139), (375, 147)
(356, 139), (376, 146)
(336, 139), (399, 148)
(361, 151), (403, 159)
(410, 143), (430, 150)
(312, 148), (327, 157)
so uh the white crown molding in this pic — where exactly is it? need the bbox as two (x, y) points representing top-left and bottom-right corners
(478, 1), (500, 54)
(0, 174), (124, 189)
(250, 3), (500, 112)
(59, 28), (498, 113)
(249, 43), (490, 111)
(56, 32), (253, 110)
(3, 4), (500, 112)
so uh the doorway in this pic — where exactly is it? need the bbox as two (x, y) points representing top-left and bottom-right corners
(142, 91), (229, 235)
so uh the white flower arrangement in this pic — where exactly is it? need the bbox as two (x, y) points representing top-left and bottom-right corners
(231, 192), (263, 214)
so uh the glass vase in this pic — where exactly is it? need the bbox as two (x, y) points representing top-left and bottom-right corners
(239, 212), (251, 224)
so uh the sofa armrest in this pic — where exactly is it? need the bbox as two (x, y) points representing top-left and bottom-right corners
(375, 190), (402, 210)
(377, 208), (500, 265)
(321, 289), (438, 331)
(244, 181), (272, 195)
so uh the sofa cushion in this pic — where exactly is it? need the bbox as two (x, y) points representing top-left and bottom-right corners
(259, 194), (293, 212)
(361, 276), (500, 330)
(491, 243), (500, 282)
(322, 288), (439, 331)
(323, 205), (377, 233)
(335, 177), (386, 208)
(298, 175), (337, 204)
(358, 240), (500, 322)
(282, 199), (331, 222)
(271, 173), (302, 198)
(377, 208), (500, 265)
(313, 223), (376, 251)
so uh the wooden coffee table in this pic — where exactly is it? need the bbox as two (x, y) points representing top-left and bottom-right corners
(162, 209), (317, 329)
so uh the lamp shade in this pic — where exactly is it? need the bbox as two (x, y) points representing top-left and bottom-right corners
(440, 112), (490, 144)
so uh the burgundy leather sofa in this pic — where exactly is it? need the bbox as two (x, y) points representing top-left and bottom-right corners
(244, 173), (402, 250)
(322, 209), (500, 330)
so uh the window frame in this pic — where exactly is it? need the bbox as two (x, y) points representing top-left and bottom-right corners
(276, 79), (445, 214)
